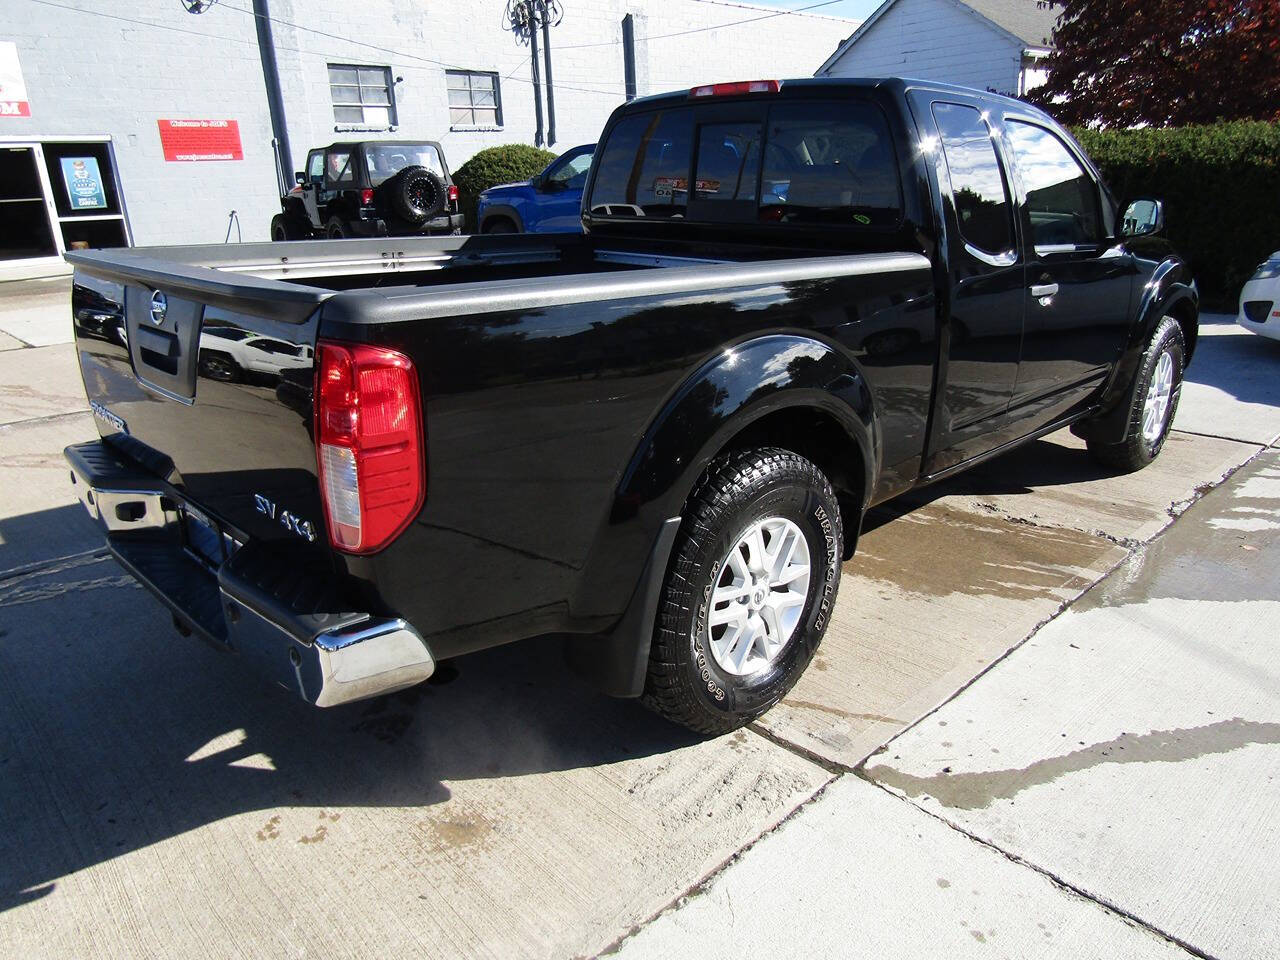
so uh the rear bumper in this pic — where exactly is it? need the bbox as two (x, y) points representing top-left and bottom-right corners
(65, 440), (434, 707)
(351, 213), (465, 237)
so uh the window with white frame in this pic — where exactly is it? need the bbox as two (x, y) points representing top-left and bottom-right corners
(446, 70), (502, 127)
(328, 64), (397, 127)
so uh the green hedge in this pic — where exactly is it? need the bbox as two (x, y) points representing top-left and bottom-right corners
(453, 144), (558, 231)
(1072, 122), (1280, 305)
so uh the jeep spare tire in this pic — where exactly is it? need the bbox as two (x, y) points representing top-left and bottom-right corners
(387, 165), (446, 223)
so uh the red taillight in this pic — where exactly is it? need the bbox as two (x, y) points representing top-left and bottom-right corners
(690, 79), (781, 98)
(447, 184), (459, 204)
(360, 188), (374, 205)
(315, 341), (424, 554)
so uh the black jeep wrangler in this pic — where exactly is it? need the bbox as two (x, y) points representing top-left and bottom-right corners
(271, 140), (464, 240)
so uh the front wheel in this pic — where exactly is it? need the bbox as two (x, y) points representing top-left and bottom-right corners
(1087, 315), (1185, 472)
(642, 447), (844, 735)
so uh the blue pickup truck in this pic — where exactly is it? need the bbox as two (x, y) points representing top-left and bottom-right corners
(476, 143), (595, 234)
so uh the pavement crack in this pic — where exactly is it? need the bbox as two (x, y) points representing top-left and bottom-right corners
(856, 775), (1219, 960)
(593, 771), (840, 958)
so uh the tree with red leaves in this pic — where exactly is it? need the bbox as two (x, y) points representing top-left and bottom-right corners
(1026, 0), (1280, 127)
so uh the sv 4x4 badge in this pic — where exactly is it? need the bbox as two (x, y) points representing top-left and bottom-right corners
(254, 493), (317, 543)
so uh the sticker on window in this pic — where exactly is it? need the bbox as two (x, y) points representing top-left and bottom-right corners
(653, 176), (689, 198)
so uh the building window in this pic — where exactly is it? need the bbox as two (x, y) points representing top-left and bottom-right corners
(328, 64), (397, 127)
(446, 70), (502, 127)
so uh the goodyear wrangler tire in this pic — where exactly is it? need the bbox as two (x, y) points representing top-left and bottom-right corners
(642, 447), (843, 735)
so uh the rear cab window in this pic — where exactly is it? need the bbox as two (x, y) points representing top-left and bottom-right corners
(364, 143), (446, 185)
(588, 96), (903, 229)
(931, 101), (1017, 260)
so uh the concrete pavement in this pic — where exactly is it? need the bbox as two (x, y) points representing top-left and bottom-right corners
(1, 296), (1278, 958)
(864, 449), (1280, 960)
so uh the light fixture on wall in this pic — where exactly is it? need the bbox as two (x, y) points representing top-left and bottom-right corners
(178, 0), (219, 12)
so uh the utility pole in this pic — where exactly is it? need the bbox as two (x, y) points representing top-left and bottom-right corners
(506, 1), (564, 150)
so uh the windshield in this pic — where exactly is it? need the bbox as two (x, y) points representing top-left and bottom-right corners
(363, 144), (445, 185)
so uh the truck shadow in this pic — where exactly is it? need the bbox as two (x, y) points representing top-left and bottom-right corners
(862, 435), (1112, 535)
(0, 553), (698, 913)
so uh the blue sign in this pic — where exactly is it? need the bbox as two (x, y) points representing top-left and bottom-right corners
(60, 156), (108, 211)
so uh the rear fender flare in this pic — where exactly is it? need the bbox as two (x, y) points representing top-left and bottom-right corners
(619, 333), (877, 530)
(569, 334), (876, 698)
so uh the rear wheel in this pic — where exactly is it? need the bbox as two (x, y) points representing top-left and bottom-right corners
(1087, 315), (1185, 472)
(325, 217), (349, 240)
(642, 447), (843, 735)
(199, 351), (240, 383)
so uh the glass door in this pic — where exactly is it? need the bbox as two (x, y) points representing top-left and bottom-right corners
(0, 144), (61, 271)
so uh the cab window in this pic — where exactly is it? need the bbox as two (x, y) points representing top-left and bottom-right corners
(1005, 120), (1101, 248)
(932, 102), (1015, 257)
(758, 101), (901, 226)
(693, 123), (762, 203)
(306, 151), (324, 183)
(588, 109), (693, 218)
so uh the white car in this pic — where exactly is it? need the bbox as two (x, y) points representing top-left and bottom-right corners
(1238, 250), (1280, 341)
(199, 327), (313, 381)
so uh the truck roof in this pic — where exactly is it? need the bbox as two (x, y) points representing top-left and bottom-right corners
(315, 139), (446, 152)
(619, 76), (1046, 117)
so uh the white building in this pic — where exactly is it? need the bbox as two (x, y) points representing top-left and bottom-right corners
(816, 0), (1057, 98)
(0, 0), (857, 278)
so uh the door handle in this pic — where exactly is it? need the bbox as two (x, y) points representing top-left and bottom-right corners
(1030, 283), (1059, 298)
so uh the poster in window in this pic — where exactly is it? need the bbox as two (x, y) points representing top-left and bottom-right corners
(60, 157), (108, 211)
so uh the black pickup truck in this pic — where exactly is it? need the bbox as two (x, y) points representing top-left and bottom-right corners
(65, 78), (1196, 734)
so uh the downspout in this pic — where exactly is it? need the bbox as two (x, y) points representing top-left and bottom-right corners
(251, 0), (294, 195)
(622, 13), (637, 101)
(529, 9), (545, 149)
(541, 1), (556, 146)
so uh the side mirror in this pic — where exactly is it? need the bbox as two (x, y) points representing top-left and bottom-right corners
(1120, 198), (1164, 238)
(530, 174), (546, 192)
(295, 171), (307, 186)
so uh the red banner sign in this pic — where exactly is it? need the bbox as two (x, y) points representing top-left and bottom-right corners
(158, 119), (243, 162)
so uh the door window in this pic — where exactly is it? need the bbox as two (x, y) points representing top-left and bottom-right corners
(325, 150), (354, 185)
(932, 102), (1015, 257)
(1005, 120), (1101, 248)
(306, 152), (324, 182)
(546, 149), (594, 189)
(0, 147), (57, 261)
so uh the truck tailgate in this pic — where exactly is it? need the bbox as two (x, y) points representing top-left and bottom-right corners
(70, 255), (332, 561)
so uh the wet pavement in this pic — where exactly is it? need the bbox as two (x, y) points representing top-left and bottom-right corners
(1, 307), (1278, 958)
(863, 449), (1280, 959)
